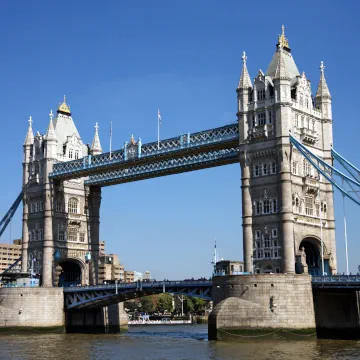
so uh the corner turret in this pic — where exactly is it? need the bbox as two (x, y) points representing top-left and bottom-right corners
(315, 61), (332, 120)
(90, 122), (102, 155)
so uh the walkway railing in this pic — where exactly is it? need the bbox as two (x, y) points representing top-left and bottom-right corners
(50, 124), (239, 180)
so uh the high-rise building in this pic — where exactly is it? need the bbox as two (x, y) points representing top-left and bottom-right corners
(0, 240), (22, 273)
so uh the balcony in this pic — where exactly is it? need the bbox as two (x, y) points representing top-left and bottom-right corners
(300, 127), (318, 145)
(303, 176), (319, 194)
(248, 124), (270, 141)
(67, 213), (82, 225)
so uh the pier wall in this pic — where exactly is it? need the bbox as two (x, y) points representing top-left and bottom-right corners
(0, 287), (65, 329)
(208, 274), (316, 340)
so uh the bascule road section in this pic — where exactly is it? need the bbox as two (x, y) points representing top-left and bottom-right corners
(49, 124), (239, 186)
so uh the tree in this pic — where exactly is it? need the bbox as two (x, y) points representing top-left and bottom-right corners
(193, 298), (207, 314)
(157, 294), (173, 313)
(139, 296), (155, 313)
(183, 296), (194, 314)
(124, 300), (138, 312)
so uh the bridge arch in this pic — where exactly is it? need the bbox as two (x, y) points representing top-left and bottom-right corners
(56, 258), (86, 287)
(297, 237), (329, 276)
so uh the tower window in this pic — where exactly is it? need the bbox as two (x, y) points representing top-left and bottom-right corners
(295, 114), (299, 128)
(69, 150), (73, 159)
(253, 165), (260, 177)
(257, 89), (265, 100)
(272, 199), (278, 213)
(75, 151), (79, 160)
(271, 162), (276, 174)
(268, 110), (272, 124)
(68, 198), (79, 214)
(255, 230), (261, 239)
(264, 235), (271, 248)
(259, 112), (266, 126)
(252, 113), (256, 127)
(263, 163), (268, 175)
(305, 197), (313, 216)
(256, 201), (262, 215)
(272, 229), (278, 238)
(303, 159), (312, 177)
(292, 161), (298, 175)
(80, 233), (85, 243)
(68, 227), (78, 242)
(263, 200), (270, 214)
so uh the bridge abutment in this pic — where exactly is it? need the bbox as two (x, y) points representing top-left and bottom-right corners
(208, 274), (316, 340)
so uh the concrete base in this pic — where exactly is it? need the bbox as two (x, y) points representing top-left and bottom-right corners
(0, 287), (65, 331)
(66, 302), (128, 333)
(208, 274), (316, 340)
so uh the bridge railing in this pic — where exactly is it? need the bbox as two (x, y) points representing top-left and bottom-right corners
(50, 124), (239, 178)
(312, 275), (360, 283)
(63, 280), (212, 292)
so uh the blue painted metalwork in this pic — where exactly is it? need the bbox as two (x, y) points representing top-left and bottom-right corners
(85, 147), (239, 186)
(0, 256), (22, 275)
(49, 124), (239, 180)
(0, 192), (23, 239)
(63, 280), (212, 309)
(331, 147), (360, 182)
(289, 135), (360, 206)
(311, 275), (360, 288)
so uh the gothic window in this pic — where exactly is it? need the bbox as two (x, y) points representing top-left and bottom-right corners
(253, 165), (260, 177)
(255, 230), (261, 239)
(68, 227), (78, 242)
(39, 229), (44, 240)
(29, 232), (33, 242)
(69, 149), (73, 159)
(252, 113), (256, 127)
(295, 198), (300, 213)
(305, 197), (313, 216)
(312, 120), (316, 132)
(68, 198), (79, 214)
(263, 199), (270, 214)
(34, 229), (39, 241)
(256, 201), (262, 215)
(264, 235), (271, 248)
(307, 118), (310, 129)
(75, 151), (79, 160)
(58, 228), (65, 241)
(263, 163), (268, 175)
(40, 201), (44, 212)
(306, 98), (309, 108)
(36, 201), (40, 212)
(34, 162), (39, 174)
(264, 251), (271, 258)
(268, 110), (272, 124)
(303, 159), (312, 176)
(292, 161), (297, 175)
(316, 203), (320, 217)
(322, 203), (327, 213)
(272, 229), (278, 238)
(274, 250), (278, 258)
(31, 203), (36, 213)
(301, 116), (304, 128)
(56, 201), (64, 212)
(258, 112), (266, 125)
(257, 89), (265, 100)
(272, 199), (278, 213)
(295, 114), (299, 128)
(80, 232), (85, 243)
(271, 162), (276, 174)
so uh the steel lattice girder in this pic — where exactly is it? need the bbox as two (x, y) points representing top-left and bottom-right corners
(49, 124), (239, 181)
(84, 147), (239, 187)
(64, 281), (213, 310)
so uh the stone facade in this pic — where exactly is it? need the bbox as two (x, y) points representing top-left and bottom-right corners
(208, 274), (316, 340)
(0, 287), (64, 328)
(22, 98), (103, 286)
(237, 27), (336, 275)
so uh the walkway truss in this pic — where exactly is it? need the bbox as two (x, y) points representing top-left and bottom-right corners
(290, 135), (360, 207)
(63, 280), (212, 310)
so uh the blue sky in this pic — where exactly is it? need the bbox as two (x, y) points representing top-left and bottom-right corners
(1, 1), (359, 278)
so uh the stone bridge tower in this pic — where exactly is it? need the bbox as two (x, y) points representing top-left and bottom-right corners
(238, 27), (336, 275)
(21, 97), (103, 286)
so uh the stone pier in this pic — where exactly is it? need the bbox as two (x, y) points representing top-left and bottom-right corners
(208, 274), (316, 340)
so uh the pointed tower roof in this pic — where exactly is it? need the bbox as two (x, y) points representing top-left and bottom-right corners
(274, 45), (290, 80)
(46, 110), (57, 141)
(24, 116), (34, 145)
(266, 26), (300, 79)
(237, 51), (252, 89)
(316, 61), (331, 99)
(91, 122), (102, 155)
(58, 95), (71, 115)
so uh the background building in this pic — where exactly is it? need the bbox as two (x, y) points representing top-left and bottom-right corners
(0, 240), (22, 273)
(215, 260), (244, 276)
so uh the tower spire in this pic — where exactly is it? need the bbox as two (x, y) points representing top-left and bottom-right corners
(24, 116), (34, 145)
(237, 51), (252, 89)
(90, 122), (102, 155)
(274, 45), (289, 80)
(277, 25), (290, 50)
(46, 110), (57, 141)
(316, 61), (331, 99)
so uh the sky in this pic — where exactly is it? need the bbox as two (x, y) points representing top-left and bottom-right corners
(0, 0), (359, 279)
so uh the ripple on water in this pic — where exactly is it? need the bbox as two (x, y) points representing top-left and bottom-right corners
(0, 325), (360, 360)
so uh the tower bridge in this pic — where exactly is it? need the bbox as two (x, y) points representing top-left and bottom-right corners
(2, 26), (360, 339)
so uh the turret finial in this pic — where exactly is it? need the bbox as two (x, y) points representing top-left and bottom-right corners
(58, 95), (71, 115)
(49, 110), (54, 121)
(28, 116), (33, 127)
(242, 51), (247, 64)
(278, 25), (289, 49)
(320, 61), (325, 73)
(95, 122), (99, 132)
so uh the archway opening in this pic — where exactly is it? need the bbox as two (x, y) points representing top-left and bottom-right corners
(58, 260), (82, 287)
(299, 238), (321, 276)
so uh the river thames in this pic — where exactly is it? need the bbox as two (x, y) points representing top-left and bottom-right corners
(1, 325), (360, 360)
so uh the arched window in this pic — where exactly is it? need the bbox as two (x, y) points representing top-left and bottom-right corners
(303, 159), (311, 176)
(68, 198), (78, 214)
(263, 199), (270, 214)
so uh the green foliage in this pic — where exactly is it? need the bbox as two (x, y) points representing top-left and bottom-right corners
(124, 300), (138, 312)
(183, 296), (194, 314)
(139, 296), (155, 313)
(156, 293), (173, 312)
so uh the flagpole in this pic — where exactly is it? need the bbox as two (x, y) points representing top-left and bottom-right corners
(157, 110), (160, 150)
(110, 121), (112, 159)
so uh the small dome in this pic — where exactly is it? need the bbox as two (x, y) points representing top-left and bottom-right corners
(58, 95), (71, 115)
